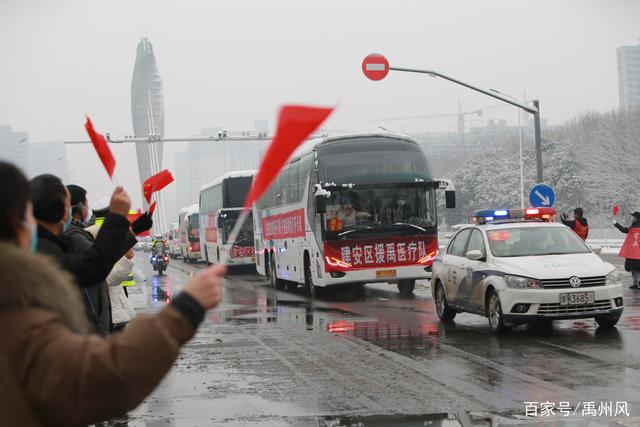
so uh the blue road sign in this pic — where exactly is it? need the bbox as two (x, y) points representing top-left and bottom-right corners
(529, 183), (555, 207)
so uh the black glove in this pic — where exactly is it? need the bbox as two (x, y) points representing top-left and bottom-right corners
(132, 213), (153, 234)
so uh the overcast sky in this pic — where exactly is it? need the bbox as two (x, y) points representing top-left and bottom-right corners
(1, 0), (639, 212)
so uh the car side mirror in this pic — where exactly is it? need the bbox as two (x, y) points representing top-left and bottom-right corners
(315, 195), (327, 214)
(590, 244), (602, 255)
(445, 190), (456, 209)
(466, 249), (484, 261)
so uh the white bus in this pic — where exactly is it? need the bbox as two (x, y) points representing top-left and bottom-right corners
(178, 203), (202, 263)
(253, 133), (456, 297)
(199, 171), (256, 265)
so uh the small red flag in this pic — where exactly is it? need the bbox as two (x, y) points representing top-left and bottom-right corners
(143, 169), (174, 203)
(243, 105), (333, 209)
(85, 116), (116, 178)
(613, 205), (619, 217)
(148, 201), (157, 216)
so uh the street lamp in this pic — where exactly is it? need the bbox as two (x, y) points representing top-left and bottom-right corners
(372, 58), (544, 182)
(490, 89), (525, 208)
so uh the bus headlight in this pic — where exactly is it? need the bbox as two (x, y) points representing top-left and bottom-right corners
(504, 275), (541, 289)
(605, 269), (621, 286)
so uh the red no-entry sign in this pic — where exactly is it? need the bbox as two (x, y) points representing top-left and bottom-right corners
(362, 53), (389, 81)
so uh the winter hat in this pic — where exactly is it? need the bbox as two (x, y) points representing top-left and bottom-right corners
(631, 212), (640, 220)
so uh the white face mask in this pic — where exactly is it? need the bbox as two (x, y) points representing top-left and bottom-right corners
(398, 199), (407, 206)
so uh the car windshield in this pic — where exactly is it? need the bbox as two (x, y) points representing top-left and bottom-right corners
(324, 186), (436, 240)
(487, 226), (591, 257)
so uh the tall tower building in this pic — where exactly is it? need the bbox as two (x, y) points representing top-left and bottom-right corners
(617, 43), (640, 112)
(131, 37), (165, 206)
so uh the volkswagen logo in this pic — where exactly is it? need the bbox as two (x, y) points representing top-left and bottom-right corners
(569, 276), (582, 288)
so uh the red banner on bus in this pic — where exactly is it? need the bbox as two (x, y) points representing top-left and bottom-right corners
(262, 209), (305, 240)
(324, 235), (438, 270)
(205, 213), (218, 243)
(230, 246), (256, 259)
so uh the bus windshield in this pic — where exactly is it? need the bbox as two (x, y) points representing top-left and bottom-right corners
(188, 214), (200, 242)
(220, 210), (254, 246)
(324, 186), (436, 240)
(317, 138), (432, 185)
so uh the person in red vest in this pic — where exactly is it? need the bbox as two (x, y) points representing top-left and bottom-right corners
(614, 211), (640, 289)
(561, 207), (589, 240)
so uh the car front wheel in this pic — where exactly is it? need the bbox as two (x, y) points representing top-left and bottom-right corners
(487, 290), (510, 333)
(435, 282), (456, 321)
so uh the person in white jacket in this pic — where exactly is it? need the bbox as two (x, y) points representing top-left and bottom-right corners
(85, 208), (138, 331)
(105, 249), (138, 329)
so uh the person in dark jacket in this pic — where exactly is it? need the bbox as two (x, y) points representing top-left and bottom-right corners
(613, 211), (640, 289)
(561, 207), (589, 240)
(29, 175), (146, 325)
(0, 161), (226, 427)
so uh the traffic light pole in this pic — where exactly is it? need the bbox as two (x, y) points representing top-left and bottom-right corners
(388, 66), (543, 182)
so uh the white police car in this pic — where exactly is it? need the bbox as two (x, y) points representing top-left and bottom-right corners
(431, 208), (624, 333)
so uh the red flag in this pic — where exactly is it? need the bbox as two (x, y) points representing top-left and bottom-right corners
(143, 169), (174, 203)
(148, 201), (157, 216)
(243, 105), (333, 209)
(85, 116), (116, 178)
(613, 205), (619, 217)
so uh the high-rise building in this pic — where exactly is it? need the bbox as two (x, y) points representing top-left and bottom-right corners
(617, 43), (640, 112)
(131, 37), (165, 206)
(0, 125), (28, 171)
(174, 130), (270, 211)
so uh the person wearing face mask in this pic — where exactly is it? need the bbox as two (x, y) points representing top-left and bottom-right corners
(382, 191), (412, 223)
(66, 185), (140, 333)
(29, 174), (140, 295)
(0, 161), (227, 426)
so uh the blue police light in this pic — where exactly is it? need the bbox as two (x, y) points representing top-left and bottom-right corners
(472, 209), (511, 224)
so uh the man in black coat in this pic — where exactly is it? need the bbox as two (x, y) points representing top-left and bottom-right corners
(29, 175), (148, 331)
(65, 185), (152, 333)
(614, 211), (640, 289)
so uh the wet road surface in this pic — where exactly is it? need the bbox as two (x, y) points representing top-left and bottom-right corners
(108, 252), (640, 426)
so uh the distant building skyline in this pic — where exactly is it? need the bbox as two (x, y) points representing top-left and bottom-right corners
(617, 42), (640, 112)
(0, 124), (28, 172)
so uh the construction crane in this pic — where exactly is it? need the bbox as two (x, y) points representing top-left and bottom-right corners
(371, 102), (511, 134)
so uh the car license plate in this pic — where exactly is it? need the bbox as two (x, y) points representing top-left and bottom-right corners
(376, 269), (397, 279)
(560, 292), (594, 306)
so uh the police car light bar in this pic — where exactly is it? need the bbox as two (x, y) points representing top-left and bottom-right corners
(472, 208), (557, 224)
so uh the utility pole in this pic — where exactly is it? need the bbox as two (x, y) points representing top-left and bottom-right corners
(532, 100), (543, 183)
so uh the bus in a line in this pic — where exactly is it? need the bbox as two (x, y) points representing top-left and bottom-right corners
(252, 133), (455, 297)
(178, 203), (202, 263)
(199, 171), (256, 265)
